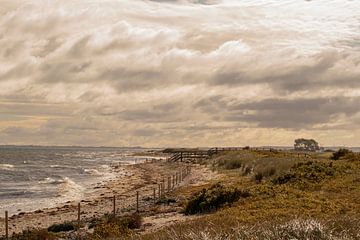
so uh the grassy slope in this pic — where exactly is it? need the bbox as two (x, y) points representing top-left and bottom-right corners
(134, 150), (360, 240)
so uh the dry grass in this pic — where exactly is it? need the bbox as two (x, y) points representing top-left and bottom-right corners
(132, 217), (360, 240)
(131, 150), (360, 240)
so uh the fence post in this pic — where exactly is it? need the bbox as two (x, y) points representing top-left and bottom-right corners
(168, 176), (171, 192)
(153, 188), (156, 204)
(113, 195), (116, 217)
(160, 182), (163, 196)
(162, 178), (165, 194)
(136, 191), (139, 213)
(77, 203), (81, 239)
(5, 211), (8, 239)
(172, 175), (175, 189)
(158, 184), (161, 199)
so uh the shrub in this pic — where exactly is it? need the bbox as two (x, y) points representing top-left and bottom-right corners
(48, 222), (75, 233)
(331, 148), (352, 160)
(9, 229), (55, 240)
(243, 166), (252, 175)
(254, 172), (263, 183)
(272, 161), (337, 185)
(184, 183), (250, 215)
(93, 213), (142, 238)
(156, 197), (176, 205)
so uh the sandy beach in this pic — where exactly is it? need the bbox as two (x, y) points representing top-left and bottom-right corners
(0, 160), (220, 236)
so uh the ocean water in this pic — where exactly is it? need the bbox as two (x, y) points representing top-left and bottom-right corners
(0, 146), (151, 216)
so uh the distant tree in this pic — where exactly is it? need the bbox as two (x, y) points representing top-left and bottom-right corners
(294, 138), (320, 152)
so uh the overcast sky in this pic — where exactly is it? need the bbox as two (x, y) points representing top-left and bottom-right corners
(0, 0), (359, 147)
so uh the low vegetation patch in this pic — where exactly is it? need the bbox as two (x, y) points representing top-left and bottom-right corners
(6, 229), (56, 240)
(48, 222), (75, 233)
(331, 148), (352, 160)
(184, 183), (250, 215)
(272, 161), (339, 186)
(93, 213), (142, 239)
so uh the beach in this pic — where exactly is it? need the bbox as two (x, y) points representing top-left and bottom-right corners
(0, 159), (220, 236)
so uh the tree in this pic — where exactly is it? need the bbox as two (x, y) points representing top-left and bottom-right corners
(294, 138), (320, 152)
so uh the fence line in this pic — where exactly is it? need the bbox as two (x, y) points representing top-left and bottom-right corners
(2, 164), (192, 239)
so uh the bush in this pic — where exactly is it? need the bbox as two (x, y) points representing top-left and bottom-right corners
(331, 148), (352, 160)
(184, 183), (250, 215)
(254, 172), (263, 183)
(93, 213), (142, 238)
(48, 222), (75, 233)
(272, 161), (337, 185)
(8, 229), (55, 240)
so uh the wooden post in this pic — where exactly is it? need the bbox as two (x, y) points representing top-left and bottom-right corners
(136, 191), (139, 212)
(160, 182), (163, 196)
(77, 203), (81, 239)
(153, 188), (156, 203)
(162, 178), (165, 193)
(180, 152), (183, 162)
(168, 176), (171, 192)
(172, 175), (175, 189)
(113, 195), (116, 217)
(5, 211), (8, 239)
(158, 184), (161, 199)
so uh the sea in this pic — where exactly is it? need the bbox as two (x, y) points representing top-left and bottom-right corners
(0, 146), (157, 216)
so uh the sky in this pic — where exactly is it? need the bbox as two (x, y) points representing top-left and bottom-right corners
(0, 0), (359, 148)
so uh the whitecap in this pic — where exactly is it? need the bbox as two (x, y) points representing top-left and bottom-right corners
(58, 177), (84, 199)
(84, 169), (102, 176)
(0, 164), (15, 170)
(38, 177), (65, 185)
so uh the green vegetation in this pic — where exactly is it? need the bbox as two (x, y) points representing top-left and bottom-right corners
(331, 148), (352, 160)
(184, 183), (250, 215)
(48, 222), (75, 233)
(92, 213), (142, 239)
(272, 161), (341, 188)
(5, 229), (56, 240)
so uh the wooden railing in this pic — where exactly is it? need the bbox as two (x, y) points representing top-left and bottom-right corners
(168, 147), (246, 162)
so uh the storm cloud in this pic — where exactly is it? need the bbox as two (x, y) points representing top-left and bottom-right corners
(0, 0), (359, 147)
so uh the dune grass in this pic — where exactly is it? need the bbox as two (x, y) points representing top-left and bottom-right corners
(131, 150), (360, 240)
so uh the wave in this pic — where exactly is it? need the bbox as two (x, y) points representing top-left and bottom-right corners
(50, 165), (61, 168)
(0, 164), (15, 170)
(84, 168), (102, 176)
(58, 177), (84, 199)
(39, 177), (66, 185)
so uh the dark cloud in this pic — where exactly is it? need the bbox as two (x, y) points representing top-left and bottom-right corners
(210, 51), (360, 93)
(196, 96), (360, 129)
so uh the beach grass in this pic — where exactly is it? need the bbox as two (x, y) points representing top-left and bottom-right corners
(131, 149), (360, 240)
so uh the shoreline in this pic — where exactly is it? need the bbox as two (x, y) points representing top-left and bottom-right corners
(0, 160), (219, 236)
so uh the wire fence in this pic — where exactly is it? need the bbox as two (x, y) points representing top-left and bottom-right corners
(1, 163), (192, 239)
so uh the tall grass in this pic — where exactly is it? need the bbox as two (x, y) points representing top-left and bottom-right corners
(214, 150), (301, 182)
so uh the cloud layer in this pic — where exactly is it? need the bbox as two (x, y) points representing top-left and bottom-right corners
(0, 0), (359, 147)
